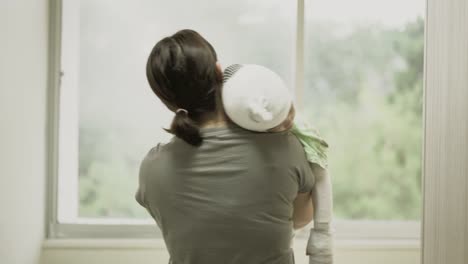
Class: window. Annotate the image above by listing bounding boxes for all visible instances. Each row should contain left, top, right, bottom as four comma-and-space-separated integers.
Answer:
49, 0, 424, 238
52, 0, 296, 233
303, 0, 425, 220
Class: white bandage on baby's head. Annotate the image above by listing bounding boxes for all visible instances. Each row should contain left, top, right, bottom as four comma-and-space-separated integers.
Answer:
222, 64, 292, 132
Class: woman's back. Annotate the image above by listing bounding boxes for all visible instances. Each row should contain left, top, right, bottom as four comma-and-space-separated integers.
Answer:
136, 125, 314, 264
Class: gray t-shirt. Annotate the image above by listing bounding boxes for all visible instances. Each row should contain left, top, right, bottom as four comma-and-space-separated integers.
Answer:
135, 124, 315, 264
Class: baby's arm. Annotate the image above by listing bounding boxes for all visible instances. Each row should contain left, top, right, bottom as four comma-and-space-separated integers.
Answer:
311, 164, 333, 229
307, 163, 334, 264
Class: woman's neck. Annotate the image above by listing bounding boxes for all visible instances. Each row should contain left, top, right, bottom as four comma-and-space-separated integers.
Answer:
198, 110, 229, 129
198, 90, 228, 128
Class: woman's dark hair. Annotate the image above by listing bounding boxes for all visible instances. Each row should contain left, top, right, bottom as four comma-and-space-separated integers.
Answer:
146, 29, 222, 146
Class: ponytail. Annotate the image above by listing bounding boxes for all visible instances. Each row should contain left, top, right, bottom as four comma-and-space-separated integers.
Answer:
146, 29, 222, 147
166, 109, 203, 146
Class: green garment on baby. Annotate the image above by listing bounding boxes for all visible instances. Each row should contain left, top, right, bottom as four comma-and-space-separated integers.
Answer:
291, 121, 329, 169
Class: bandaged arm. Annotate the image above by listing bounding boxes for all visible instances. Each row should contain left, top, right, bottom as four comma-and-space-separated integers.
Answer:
311, 163, 333, 230
306, 163, 334, 264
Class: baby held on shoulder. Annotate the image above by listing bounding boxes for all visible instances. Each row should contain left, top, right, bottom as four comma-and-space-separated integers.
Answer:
222, 64, 334, 264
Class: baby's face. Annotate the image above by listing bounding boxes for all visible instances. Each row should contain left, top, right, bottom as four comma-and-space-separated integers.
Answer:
268, 105, 295, 132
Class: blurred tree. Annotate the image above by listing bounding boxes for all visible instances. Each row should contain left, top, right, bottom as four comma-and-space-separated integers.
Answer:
304, 18, 424, 220
77, 0, 296, 218
77, 0, 424, 220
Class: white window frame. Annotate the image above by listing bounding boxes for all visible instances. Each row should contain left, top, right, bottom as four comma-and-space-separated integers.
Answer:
46, 0, 422, 241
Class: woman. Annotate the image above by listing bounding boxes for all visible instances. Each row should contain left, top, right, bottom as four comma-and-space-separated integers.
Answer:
136, 29, 315, 264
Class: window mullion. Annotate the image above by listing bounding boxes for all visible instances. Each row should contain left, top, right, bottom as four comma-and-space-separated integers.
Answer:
294, 0, 305, 108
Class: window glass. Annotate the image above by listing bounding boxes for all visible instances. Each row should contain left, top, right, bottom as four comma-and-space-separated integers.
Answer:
71, 0, 296, 218
303, 0, 425, 219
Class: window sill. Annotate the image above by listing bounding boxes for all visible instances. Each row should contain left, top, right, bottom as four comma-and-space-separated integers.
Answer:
49, 220, 421, 240
42, 238, 420, 250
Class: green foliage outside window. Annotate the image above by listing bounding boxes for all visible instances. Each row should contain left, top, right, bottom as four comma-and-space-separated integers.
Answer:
78, 16, 424, 220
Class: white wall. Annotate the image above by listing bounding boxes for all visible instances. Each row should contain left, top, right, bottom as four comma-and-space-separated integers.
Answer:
0, 0, 49, 264
423, 0, 468, 263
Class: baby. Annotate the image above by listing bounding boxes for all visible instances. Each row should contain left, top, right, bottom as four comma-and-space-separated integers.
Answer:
222, 64, 333, 264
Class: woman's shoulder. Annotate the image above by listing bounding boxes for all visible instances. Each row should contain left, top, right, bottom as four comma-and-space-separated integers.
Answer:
142, 127, 306, 161
142, 141, 173, 164
241, 130, 309, 162
145, 143, 163, 158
